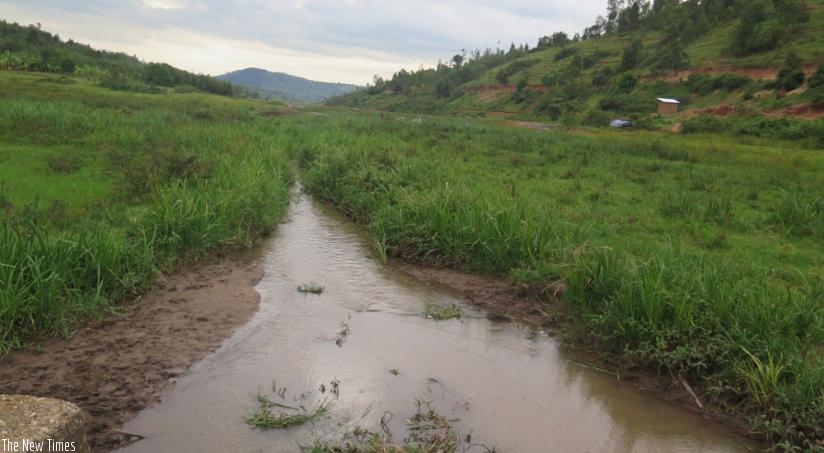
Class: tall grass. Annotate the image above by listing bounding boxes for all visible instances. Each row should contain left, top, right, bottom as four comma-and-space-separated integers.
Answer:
0, 221, 154, 350
0, 72, 292, 353
271, 111, 824, 448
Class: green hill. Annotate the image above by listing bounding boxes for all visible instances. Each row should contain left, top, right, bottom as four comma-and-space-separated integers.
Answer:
218, 67, 359, 103
0, 19, 234, 96
329, 0, 824, 131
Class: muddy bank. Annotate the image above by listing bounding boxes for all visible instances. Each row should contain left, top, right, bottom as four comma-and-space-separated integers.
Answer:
0, 256, 263, 452
391, 260, 564, 328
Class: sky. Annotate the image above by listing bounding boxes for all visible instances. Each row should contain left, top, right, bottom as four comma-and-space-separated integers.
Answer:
1, 0, 607, 85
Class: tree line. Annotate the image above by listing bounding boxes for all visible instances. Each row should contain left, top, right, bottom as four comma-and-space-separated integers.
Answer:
0, 20, 232, 96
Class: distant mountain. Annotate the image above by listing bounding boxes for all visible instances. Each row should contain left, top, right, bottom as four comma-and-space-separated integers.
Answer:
218, 68, 359, 103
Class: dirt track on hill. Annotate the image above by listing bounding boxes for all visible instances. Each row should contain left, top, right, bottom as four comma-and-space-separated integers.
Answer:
0, 256, 263, 452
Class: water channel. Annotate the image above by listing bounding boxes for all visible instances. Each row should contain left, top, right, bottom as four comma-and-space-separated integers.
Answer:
119, 192, 750, 452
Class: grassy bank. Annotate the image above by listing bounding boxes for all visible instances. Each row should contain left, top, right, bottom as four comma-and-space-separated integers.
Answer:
267, 110, 824, 449
0, 72, 292, 353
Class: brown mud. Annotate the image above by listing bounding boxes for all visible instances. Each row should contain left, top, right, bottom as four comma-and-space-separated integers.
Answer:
391, 261, 565, 328
0, 256, 264, 452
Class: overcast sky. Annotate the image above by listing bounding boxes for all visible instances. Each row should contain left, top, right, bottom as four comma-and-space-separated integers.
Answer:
1, 0, 606, 84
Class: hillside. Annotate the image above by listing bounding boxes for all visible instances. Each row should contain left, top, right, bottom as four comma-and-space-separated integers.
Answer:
329, 0, 824, 134
0, 19, 234, 96
219, 67, 359, 103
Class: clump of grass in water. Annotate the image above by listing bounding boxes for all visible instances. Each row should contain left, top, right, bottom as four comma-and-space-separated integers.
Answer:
424, 303, 462, 320
246, 382, 331, 430
246, 399, 331, 430
298, 281, 325, 294
302, 400, 490, 453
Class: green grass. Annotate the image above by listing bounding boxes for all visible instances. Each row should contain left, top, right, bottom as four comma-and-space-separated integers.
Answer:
423, 304, 462, 321
247, 395, 331, 430
298, 282, 326, 294
302, 400, 473, 453
0, 72, 292, 353
268, 110, 824, 449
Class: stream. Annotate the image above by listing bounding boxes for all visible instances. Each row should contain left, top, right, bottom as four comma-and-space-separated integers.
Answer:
118, 191, 751, 452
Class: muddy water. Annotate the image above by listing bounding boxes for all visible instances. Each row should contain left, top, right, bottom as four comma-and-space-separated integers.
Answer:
119, 193, 750, 453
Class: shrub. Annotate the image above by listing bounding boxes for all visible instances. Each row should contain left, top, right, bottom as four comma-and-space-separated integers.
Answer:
614, 73, 638, 93
495, 59, 539, 86
554, 46, 577, 61
686, 74, 751, 95
773, 53, 805, 91
599, 93, 654, 113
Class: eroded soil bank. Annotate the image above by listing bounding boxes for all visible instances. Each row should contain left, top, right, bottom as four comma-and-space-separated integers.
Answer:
0, 256, 264, 451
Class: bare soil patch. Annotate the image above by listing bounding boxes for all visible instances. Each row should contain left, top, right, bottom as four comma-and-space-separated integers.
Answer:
769, 103, 824, 119
0, 256, 264, 452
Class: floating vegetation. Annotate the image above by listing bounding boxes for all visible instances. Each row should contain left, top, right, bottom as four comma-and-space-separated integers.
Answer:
336, 319, 351, 347
424, 303, 463, 321
302, 400, 495, 452
298, 282, 325, 294
246, 399, 330, 430
246, 380, 331, 430
388, 369, 400, 376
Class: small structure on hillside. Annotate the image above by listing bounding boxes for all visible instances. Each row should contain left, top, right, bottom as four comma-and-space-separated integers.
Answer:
656, 98, 681, 115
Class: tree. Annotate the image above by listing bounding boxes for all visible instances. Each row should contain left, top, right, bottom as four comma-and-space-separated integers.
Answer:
651, 33, 689, 71
550, 32, 570, 46
60, 58, 76, 73
774, 0, 809, 25
621, 39, 643, 70
495, 69, 509, 85
435, 80, 451, 98
617, 1, 642, 32
145, 63, 177, 86
809, 66, 824, 90
809, 66, 824, 107
607, 0, 627, 32
774, 52, 805, 91
451, 54, 464, 68
731, 0, 781, 55
615, 73, 638, 93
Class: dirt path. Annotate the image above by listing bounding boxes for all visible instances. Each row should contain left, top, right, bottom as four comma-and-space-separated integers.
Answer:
0, 256, 264, 452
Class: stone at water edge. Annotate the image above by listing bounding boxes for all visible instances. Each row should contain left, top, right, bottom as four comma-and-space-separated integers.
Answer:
0, 395, 90, 453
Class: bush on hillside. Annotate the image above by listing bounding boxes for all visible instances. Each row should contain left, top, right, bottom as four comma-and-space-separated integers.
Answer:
773, 53, 806, 91
685, 74, 751, 95
599, 93, 654, 113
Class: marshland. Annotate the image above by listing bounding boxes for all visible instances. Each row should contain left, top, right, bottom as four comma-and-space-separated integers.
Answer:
1, 69, 822, 450
2, 1, 824, 448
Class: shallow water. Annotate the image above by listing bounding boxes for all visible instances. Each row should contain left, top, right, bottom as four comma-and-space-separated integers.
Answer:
119, 192, 751, 453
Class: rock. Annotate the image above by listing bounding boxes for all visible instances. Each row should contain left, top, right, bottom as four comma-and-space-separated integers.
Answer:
0, 395, 90, 453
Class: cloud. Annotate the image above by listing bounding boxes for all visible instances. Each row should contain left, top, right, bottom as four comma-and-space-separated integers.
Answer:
0, 0, 606, 84
142, 0, 187, 10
